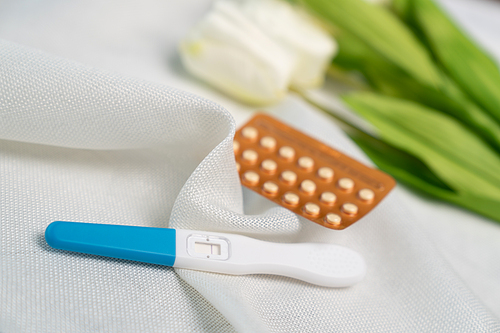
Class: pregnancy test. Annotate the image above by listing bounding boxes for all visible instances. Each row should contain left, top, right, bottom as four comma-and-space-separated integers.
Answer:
45, 221, 366, 288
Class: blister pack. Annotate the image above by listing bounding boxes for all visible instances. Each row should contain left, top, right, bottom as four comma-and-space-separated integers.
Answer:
234, 114, 395, 230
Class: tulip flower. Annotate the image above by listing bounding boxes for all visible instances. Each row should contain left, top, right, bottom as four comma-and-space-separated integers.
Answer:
179, 0, 337, 105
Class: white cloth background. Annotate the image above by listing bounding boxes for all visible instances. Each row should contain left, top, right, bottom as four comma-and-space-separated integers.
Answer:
1, 0, 499, 332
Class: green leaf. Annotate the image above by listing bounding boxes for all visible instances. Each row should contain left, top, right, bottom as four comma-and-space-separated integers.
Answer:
334, 31, 500, 152
349, 129, 453, 191
343, 92, 500, 201
364, 61, 500, 152
391, 0, 411, 21
301, 0, 441, 88
407, 0, 500, 124
351, 131, 500, 222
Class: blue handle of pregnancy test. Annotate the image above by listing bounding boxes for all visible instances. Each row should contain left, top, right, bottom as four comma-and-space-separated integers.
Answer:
45, 221, 176, 266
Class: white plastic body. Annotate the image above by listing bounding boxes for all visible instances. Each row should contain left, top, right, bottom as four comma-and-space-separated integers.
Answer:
174, 229, 366, 288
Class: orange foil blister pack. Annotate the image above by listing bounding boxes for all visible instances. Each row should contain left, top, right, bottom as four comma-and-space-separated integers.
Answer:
234, 114, 396, 230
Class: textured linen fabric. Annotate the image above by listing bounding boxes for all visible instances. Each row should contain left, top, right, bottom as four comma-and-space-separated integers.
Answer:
1, 0, 500, 332
0, 38, 299, 331
0, 39, 239, 333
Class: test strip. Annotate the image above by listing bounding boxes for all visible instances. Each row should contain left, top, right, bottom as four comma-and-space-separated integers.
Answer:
234, 114, 396, 230
45, 221, 366, 288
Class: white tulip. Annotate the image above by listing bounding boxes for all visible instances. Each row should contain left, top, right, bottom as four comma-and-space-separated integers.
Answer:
238, 0, 337, 89
180, 0, 296, 105
179, 0, 337, 105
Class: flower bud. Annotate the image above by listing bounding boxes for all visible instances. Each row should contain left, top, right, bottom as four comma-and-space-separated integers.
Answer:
180, 0, 295, 105
179, 0, 337, 105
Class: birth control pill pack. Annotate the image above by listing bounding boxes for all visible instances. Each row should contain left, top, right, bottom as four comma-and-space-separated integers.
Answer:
234, 114, 396, 230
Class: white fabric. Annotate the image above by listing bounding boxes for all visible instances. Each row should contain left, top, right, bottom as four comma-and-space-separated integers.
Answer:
1, 0, 499, 332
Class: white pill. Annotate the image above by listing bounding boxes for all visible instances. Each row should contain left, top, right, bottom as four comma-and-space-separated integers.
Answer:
278, 146, 295, 160
341, 203, 358, 215
320, 192, 337, 205
324, 213, 342, 226
262, 181, 279, 195
260, 136, 277, 150
242, 171, 260, 186
358, 188, 375, 202
280, 170, 297, 184
282, 192, 300, 205
261, 159, 278, 174
242, 150, 258, 164
241, 126, 258, 141
297, 156, 314, 170
303, 203, 320, 216
300, 180, 317, 194
338, 177, 354, 191
317, 167, 334, 181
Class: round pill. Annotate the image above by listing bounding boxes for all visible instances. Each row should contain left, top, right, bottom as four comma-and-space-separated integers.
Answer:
341, 203, 358, 215
261, 159, 278, 174
358, 188, 375, 202
262, 181, 279, 195
278, 146, 295, 160
233, 141, 240, 154
297, 156, 314, 170
317, 167, 334, 181
324, 213, 341, 226
303, 203, 320, 216
242, 171, 260, 186
320, 192, 337, 205
236, 162, 241, 172
338, 177, 354, 191
241, 126, 258, 141
300, 180, 316, 194
242, 149, 258, 164
260, 136, 277, 150
280, 170, 297, 184
282, 192, 300, 206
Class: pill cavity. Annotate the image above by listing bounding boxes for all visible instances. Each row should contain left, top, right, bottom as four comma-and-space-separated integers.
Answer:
338, 177, 354, 191
303, 203, 320, 216
358, 188, 375, 202
320, 192, 337, 205
280, 170, 297, 184
282, 192, 300, 206
262, 181, 279, 195
297, 156, 314, 171
241, 126, 258, 141
300, 180, 317, 194
260, 136, 277, 150
324, 213, 342, 226
317, 167, 334, 181
261, 159, 278, 174
278, 146, 295, 160
242, 171, 260, 186
341, 203, 358, 215
242, 149, 258, 164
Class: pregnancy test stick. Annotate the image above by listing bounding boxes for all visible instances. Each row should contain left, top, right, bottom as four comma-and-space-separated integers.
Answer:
45, 221, 366, 288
